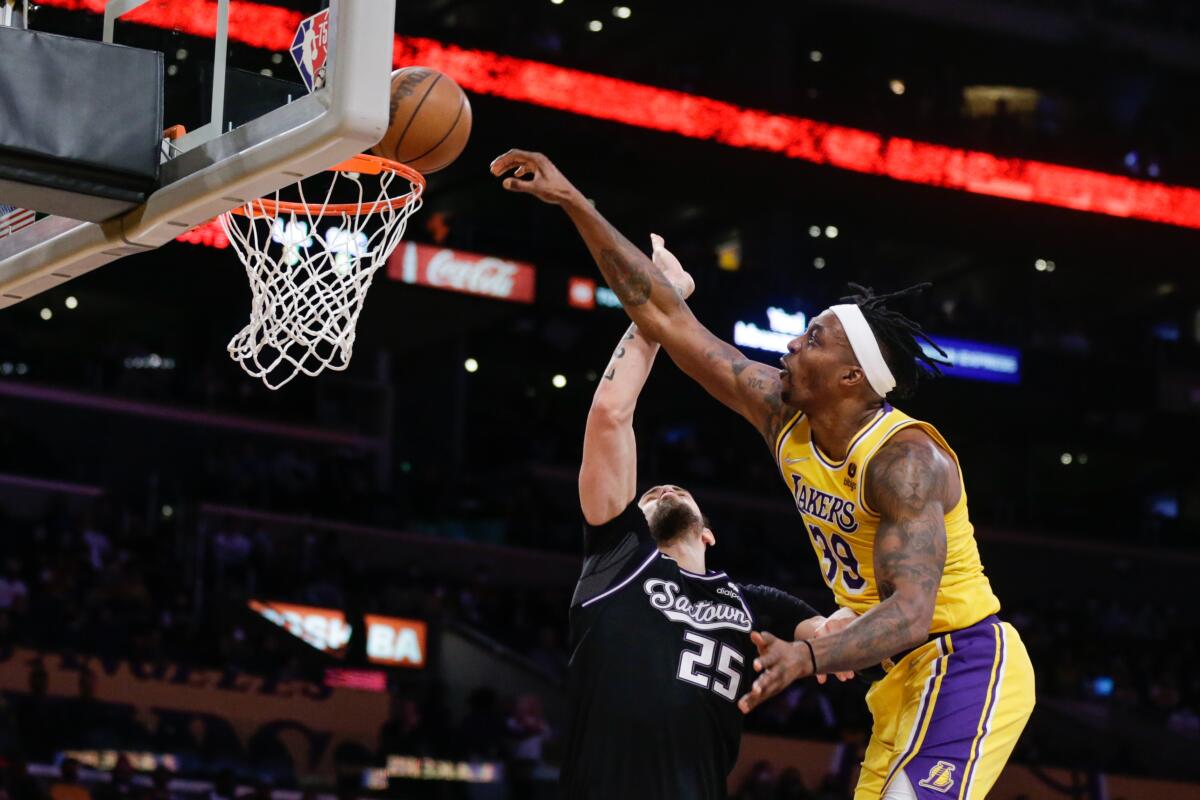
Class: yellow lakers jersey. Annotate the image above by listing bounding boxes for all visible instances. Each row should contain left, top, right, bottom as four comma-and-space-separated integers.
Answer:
774, 404, 1000, 635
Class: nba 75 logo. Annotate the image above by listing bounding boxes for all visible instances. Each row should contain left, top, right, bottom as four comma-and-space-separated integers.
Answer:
291, 10, 330, 93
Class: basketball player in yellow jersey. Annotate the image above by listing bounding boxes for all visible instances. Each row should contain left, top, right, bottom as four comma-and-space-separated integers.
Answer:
491, 149, 1036, 800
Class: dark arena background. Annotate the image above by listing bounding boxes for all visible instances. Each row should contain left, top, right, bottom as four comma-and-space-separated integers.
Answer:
2, 1, 1199, 799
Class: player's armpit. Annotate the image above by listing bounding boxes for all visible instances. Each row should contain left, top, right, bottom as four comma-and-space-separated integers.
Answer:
646, 307, 795, 444
592, 239, 790, 442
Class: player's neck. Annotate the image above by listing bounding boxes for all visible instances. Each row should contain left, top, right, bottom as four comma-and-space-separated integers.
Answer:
807, 401, 883, 462
658, 537, 706, 574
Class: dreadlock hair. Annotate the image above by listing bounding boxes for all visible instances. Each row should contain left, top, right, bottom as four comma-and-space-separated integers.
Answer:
839, 282, 951, 400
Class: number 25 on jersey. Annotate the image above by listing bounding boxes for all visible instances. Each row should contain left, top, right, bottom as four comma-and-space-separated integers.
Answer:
676, 631, 743, 701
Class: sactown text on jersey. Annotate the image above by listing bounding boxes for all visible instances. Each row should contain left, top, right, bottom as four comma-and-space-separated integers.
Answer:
643, 579, 752, 632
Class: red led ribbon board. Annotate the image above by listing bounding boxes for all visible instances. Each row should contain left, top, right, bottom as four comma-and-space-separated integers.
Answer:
44, 0, 1200, 229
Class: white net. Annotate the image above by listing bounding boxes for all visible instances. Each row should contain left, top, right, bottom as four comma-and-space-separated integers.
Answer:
220, 163, 424, 389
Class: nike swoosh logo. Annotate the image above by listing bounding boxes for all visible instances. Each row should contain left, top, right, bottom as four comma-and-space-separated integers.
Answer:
785, 456, 809, 464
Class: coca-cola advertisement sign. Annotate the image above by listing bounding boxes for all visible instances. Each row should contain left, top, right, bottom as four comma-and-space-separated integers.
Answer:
388, 242, 536, 304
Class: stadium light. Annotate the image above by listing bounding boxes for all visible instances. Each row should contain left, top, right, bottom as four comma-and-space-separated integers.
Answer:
39, 307, 51, 320
65, 296, 78, 309
552, 374, 567, 388
613, 6, 631, 18
464, 358, 479, 373
588, 20, 603, 31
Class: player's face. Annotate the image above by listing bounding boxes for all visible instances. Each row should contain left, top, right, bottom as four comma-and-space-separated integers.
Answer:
638, 485, 707, 543
638, 484, 700, 519
778, 310, 859, 407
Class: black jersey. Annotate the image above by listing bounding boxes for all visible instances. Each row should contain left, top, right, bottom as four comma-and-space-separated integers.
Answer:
561, 502, 818, 800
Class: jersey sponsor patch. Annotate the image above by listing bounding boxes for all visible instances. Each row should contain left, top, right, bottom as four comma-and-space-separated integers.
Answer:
643, 579, 751, 632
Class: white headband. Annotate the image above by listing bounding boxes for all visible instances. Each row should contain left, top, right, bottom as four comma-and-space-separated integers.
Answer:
828, 304, 896, 398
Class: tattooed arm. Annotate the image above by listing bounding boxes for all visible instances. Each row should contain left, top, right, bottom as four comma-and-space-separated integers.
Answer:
578, 322, 659, 525
737, 429, 954, 713
490, 149, 794, 445
579, 240, 695, 526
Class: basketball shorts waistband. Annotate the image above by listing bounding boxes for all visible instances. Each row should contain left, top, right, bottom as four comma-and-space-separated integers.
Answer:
857, 615, 1002, 684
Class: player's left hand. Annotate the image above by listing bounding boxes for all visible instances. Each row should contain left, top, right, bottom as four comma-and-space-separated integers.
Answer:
737, 631, 815, 714
490, 150, 583, 206
811, 608, 857, 684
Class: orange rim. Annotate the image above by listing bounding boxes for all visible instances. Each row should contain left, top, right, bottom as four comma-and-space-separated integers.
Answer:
229, 155, 425, 218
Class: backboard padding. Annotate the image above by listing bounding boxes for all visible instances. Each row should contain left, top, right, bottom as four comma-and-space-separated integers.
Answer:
0, 0, 396, 308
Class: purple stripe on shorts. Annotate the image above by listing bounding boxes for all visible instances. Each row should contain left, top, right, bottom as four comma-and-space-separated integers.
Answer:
959, 623, 1007, 799
902, 615, 1002, 798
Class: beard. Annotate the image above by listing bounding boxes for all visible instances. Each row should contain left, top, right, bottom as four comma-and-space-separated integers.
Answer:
647, 497, 701, 545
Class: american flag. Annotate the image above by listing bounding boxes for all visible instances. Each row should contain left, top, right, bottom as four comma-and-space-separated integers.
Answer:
0, 204, 37, 239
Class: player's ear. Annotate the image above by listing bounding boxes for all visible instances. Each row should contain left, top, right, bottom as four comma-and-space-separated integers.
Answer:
701, 527, 715, 547
842, 364, 865, 388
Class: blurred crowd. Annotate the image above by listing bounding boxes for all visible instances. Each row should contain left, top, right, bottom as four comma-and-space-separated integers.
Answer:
1, 498, 1197, 786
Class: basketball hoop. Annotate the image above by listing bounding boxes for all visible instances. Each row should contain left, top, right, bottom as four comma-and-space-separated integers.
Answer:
219, 155, 425, 389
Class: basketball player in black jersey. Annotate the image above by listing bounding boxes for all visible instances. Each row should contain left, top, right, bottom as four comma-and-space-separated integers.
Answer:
562, 236, 854, 800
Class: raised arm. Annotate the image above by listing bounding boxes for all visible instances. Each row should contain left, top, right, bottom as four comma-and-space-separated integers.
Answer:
578, 239, 694, 526
491, 150, 794, 445
737, 430, 953, 712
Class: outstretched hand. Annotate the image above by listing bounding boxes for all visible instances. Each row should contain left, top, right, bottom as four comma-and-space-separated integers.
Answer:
490, 149, 582, 206
650, 234, 695, 300
737, 631, 815, 715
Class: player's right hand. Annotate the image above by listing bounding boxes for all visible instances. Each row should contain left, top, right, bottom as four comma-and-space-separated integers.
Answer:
490, 150, 582, 206
650, 234, 695, 300
738, 630, 810, 714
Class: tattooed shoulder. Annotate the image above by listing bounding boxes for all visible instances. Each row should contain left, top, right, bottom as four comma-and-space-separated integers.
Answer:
864, 435, 953, 516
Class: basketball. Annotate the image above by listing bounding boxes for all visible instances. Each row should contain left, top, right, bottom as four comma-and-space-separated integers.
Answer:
370, 66, 472, 174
